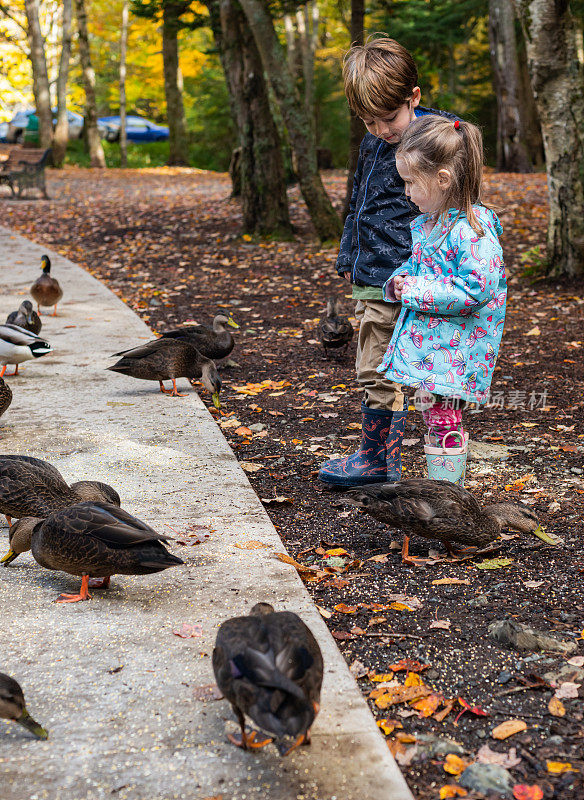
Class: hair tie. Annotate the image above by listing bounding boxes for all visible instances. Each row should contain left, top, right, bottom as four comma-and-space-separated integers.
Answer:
454, 120, 460, 130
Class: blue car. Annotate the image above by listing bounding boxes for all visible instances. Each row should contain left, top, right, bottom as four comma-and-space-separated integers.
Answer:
98, 115, 169, 143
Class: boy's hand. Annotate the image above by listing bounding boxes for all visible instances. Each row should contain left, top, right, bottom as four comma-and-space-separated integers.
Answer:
342, 271, 351, 282
393, 274, 406, 300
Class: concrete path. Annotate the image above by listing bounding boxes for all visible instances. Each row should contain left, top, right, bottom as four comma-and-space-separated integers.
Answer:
0, 227, 413, 800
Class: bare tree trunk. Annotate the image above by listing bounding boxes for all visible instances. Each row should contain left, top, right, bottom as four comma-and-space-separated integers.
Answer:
342, 0, 365, 219
296, 3, 316, 143
24, 0, 53, 149
74, 0, 105, 167
214, 0, 291, 237
488, 0, 532, 171
238, 0, 341, 241
517, 0, 584, 278
52, 0, 72, 166
162, 2, 189, 166
515, 24, 544, 167
284, 14, 296, 75
119, 0, 129, 167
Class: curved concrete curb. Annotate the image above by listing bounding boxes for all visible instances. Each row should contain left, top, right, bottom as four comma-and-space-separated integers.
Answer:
0, 227, 413, 800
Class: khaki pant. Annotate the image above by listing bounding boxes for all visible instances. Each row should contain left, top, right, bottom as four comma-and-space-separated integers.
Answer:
355, 299, 404, 411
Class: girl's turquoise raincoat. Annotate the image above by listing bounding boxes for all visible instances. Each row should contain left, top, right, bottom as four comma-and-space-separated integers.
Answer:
378, 206, 506, 404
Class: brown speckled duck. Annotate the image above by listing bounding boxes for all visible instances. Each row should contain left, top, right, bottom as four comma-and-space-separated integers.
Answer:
0, 455, 120, 527
0, 377, 12, 419
6, 301, 42, 335
30, 255, 63, 316
346, 478, 555, 566
159, 314, 239, 360
108, 338, 221, 404
317, 297, 353, 357
213, 603, 323, 755
1, 501, 184, 603
0, 673, 48, 739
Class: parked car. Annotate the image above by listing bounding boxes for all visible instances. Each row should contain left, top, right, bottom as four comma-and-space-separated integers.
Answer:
6, 109, 109, 143
97, 115, 170, 143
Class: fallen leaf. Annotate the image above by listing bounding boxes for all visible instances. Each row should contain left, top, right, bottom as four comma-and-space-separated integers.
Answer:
432, 578, 471, 586
368, 616, 387, 627
173, 623, 203, 638
492, 719, 527, 740
389, 601, 416, 612
371, 672, 395, 682
411, 692, 443, 717
433, 699, 456, 722
331, 630, 353, 641
316, 605, 332, 619
260, 496, 293, 505
367, 553, 389, 563
430, 619, 451, 630
192, 684, 223, 701
548, 697, 566, 717
455, 698, 488, 723
234, 426, 253, 436
444, 753, 471, 775
374, 685, 432, 708
325, 548, 348, 556
477, 744, 521, 768
396, 732, 417, 744
476, 557, 514, 570
349, 659, 368, 678
240, 461, 263, 472
334, 603, 358, 614
440, 786, 468, 798
526, 326, 541, 336
404, 671, 424, 687
546, 761, 576, 774
388, 659, 430, 673
504, 474, 535, 491
395, 744, 418, 766
512, 786, 543, 800
377, 718, 400, 735
234, 540, 271, 549
567, 656, 584, 667
554, 681, 580, 700
523, 580, 545, 588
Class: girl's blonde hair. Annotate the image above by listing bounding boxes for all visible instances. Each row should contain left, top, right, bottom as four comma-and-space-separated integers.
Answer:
396, 115, 490, 237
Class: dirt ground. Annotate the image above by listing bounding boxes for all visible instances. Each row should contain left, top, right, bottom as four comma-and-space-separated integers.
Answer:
3, 167, 583, 799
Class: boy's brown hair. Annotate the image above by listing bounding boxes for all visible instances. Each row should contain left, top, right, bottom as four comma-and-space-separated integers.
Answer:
396, 115, 490, 237
343, 35, 418, 117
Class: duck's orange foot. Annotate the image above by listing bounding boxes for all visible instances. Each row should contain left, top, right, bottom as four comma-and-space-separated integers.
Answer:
54, 575, 92, 603
402, 555, 432, 567
228, 730, 273, 750
88, 576, 111, 589
279, 733, 306, 756
55, 591, 92, 604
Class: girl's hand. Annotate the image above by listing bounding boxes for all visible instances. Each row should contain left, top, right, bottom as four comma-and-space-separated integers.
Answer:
393, 274, 406, 300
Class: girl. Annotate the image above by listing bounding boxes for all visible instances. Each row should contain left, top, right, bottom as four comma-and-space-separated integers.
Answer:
378, 115, 506, 483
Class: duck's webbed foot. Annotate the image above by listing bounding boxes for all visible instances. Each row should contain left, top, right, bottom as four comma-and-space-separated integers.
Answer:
55, 575, 92, 603
401, 535, 432, 567
160, 379, 186, 397
278, 733, 306, 756
228, 728, 273, 750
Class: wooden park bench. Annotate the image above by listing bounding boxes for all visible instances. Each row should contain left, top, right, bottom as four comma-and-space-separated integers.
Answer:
0, 145, 51, 199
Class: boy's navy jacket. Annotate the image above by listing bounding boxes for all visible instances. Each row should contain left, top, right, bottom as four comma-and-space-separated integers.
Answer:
337, 106, 458, 287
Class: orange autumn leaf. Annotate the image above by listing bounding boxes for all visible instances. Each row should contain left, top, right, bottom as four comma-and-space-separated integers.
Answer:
433, 698, 456, 722
546, 761, 576, 774
374, 685, 432, 709
492, 719, 527, 740
411, 692, 443, 717
548, 696, 566, 717
334, 603, 358, 614
376, 718, 400, 735
444, 754, 470, 775
325, 548, 348, 556
395, 732, 417, 744
388, 659, 429, 673
513, 786, 544, 800
389, 601, 415, 611
371, 672, 395, 682
440, 786, 468, 799
404, 671, 424, 687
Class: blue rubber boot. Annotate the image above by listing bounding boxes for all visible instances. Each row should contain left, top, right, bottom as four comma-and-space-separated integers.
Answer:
318, 402, 408, 487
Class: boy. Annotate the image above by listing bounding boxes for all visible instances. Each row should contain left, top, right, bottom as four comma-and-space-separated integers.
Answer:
319, 36, 457, 487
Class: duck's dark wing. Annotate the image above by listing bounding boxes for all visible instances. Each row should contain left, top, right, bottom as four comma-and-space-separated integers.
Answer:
159, 324, 209, 339
49, 501, 168, 548
110, 338, 177, 360
0, 324, 48, 347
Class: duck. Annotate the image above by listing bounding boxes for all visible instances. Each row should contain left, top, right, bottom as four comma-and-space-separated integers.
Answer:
0, 324, 52, 377
346, 478, 556, 566
6, 300, 42, 335
0, 673, 48, 739
0, 377, 12, 419
213, 602, 323, 755
317, 297, 353, 357
30, 254, 63, 316
0, 454, 120, 527
108, 338, 222, 405
1, 501, 184, 603
159, 314, 239, 360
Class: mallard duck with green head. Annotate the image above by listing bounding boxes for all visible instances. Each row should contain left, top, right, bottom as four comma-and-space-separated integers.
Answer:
2, 501, 184, 603
108, 338, 221, 404
0, 673, 48, 739
159, 314, 239, 360
213, 602, 323, 755
30, 255, 63, 316
346, 478, 558, 566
